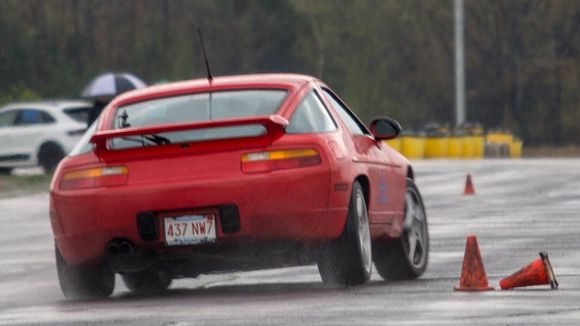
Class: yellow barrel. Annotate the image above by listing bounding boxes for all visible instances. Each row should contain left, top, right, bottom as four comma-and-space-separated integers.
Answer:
486, 130, 516, 158
384, 138, 402, 153
401, 136, 425, 159
447, 136, 463, 158
424, 136, 449, 158
454, 123, 484, 159
472, 135, 485, 159
510, 139, 523, 158
460, 136, 475, 159
486, 132, 513, 145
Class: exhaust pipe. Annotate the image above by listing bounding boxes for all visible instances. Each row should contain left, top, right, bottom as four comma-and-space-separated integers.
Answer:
119, 241, 134, 255
107, 240, 134, 255
105, 239, 153, 272
107, 242, 120, 255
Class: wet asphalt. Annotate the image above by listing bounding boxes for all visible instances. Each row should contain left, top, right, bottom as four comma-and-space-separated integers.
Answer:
0, 159, 579, 325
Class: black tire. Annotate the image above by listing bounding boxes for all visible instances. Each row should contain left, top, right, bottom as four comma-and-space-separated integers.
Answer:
122, 270, 172, 293
373, 178, 429, 281
39, 143, 65, 174
0, 167, 13, 174
318, 181, 372, 286
55, 245, 115, 299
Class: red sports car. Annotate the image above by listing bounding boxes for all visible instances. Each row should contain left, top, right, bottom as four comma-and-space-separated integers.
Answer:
50, 74, 429, 299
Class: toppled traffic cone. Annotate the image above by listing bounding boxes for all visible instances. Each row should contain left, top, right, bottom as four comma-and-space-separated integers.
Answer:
500, 251, 558, 290
464, 174, 475, 195
454, 235, 494, 291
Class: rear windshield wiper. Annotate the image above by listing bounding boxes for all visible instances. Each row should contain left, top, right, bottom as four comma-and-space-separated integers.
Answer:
142, 133, 171, 145
115, 110, 170, 146
120, 134, 171, 146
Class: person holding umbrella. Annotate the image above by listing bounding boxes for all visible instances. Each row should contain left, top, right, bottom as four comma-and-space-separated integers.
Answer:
82, 72, 147, 127
86, 95, 114, 128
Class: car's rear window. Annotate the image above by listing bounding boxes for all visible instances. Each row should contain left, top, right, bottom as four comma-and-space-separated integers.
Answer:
115, 89, 286, 128
63, 107, 90, 123
108, 89, 287, 149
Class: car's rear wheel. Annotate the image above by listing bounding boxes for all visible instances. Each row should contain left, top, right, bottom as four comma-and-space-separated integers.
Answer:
122, 270, 172, 293
373, 178, 429, 280
318, 181, 372, 286
39, 143, 65, 174
0, 167, 13, 175
55, 245, 115, 299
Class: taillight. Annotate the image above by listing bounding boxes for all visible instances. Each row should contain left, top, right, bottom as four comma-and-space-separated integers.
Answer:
241, 149, 321, 173
59, 166, 128, 190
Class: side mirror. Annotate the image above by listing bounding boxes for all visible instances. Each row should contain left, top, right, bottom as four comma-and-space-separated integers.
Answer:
369, 117, 402, 140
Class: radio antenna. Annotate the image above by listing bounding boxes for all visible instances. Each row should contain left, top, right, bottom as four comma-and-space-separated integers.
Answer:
197, 28, 213, 81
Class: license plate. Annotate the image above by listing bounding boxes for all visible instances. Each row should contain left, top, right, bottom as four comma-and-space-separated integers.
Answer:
163, 214, 217, 246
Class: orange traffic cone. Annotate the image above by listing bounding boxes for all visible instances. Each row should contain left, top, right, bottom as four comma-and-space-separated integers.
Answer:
464, 174, 475, 195
454, 235, 494, 291
500, 252, 558, 290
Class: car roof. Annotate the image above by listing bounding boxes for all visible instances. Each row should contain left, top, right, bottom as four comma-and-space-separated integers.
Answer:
112, 73, 320, 106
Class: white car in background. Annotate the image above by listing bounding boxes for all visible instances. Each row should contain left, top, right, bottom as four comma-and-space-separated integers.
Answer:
0, 100, 91, 174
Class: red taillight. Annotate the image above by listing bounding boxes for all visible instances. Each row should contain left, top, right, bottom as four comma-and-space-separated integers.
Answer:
241, 149, 321, 173
59, 166, 128, 190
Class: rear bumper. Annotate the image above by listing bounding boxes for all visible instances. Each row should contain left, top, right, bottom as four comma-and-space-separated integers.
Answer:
104, 239, 320, 275
51, 166, 348, 265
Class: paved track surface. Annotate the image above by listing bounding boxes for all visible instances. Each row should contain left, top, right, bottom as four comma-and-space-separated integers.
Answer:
1, 159, 579, 325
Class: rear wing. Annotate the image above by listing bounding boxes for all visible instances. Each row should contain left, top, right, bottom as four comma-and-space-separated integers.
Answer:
90, 114, 288, 154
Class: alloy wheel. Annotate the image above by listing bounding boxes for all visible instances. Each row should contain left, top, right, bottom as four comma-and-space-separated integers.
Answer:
402, 188, 428, 268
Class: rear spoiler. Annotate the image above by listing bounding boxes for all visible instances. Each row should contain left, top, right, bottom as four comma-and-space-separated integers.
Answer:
90, 114, 289, 152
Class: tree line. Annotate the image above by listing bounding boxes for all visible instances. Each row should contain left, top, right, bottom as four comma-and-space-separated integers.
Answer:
0, 0, 578, 145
